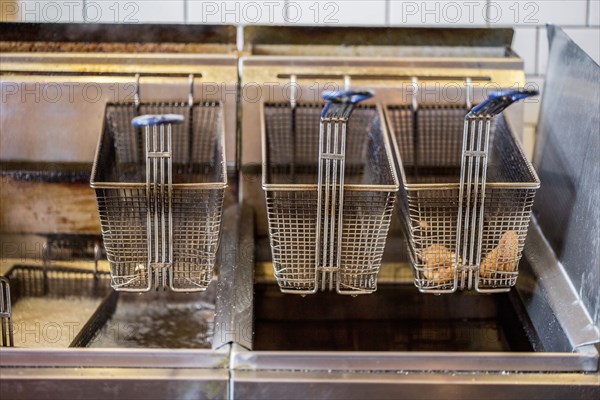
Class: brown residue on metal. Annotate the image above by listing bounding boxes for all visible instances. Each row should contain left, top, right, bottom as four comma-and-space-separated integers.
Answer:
0, 177, 100, 234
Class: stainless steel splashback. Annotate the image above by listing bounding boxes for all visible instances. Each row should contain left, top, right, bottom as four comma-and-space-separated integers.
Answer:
533, 26, 600, 330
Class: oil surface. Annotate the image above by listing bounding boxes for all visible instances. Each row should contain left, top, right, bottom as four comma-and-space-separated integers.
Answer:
89, 298, 215, 349
11, 296, 102, 348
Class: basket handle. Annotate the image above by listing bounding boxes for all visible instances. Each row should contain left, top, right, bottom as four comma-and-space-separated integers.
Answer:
321, 90, 374, 119
132, 114, 185, 127
456, 89, 538, 292
131, 114, 185, 290
315, 89, 373, 292
468, 89, 538, 117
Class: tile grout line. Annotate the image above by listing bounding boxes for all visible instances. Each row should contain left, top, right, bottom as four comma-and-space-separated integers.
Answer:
183, 0, 188, 24
534, 26, 540, 77
586, 0, 590, 27
385, 0, 391, 27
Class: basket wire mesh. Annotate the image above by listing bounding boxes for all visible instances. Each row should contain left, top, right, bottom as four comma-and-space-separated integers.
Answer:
386, 86, 540, 293
91, 90, 226, 293
262, 91, 399, 295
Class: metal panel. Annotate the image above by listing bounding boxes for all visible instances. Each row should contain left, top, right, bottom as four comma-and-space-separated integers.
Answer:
0, 368, 229, 400
232, 345, 598, 373
213, 204, 255, 351
532, 25, 600, 330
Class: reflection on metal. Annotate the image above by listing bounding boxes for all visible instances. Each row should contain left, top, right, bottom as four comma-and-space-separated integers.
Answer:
213, 204, 255, 351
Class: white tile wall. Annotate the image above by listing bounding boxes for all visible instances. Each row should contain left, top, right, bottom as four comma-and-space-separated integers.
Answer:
538, 26, 549, 75
524, 76, 544, 124
13, 1, 85, 23
512, 27, 537, 74
389, 0, 487, 27
487, 0, 588, 26
92, 0, 185, 24
6, 0, 188, 23
288, 0, 387, 26
187, 1, 286, 24
522, 124, 537, 160
590, 0, 600, 26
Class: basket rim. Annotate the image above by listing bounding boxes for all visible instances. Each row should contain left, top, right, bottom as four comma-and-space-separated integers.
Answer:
382, 102, 540, 190
90, 101, 227, 188
260, 101, 400, 192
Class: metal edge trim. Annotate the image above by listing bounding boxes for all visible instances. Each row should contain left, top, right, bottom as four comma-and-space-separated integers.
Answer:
0, 347, 231, 369
232, 348, 599, 373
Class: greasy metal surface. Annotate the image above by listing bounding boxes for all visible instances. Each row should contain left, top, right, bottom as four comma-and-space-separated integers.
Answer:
0, 22, 236, 47
532, 26, 600, 330
0, 162, 91, 183
213, 204, 254, 351
243, 26, 514, 48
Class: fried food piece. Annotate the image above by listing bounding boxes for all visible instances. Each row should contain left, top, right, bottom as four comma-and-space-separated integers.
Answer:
480, 231, 520, 279
419, 244, 460, 284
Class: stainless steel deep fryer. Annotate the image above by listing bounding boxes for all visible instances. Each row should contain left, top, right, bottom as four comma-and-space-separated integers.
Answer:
262, 91, 399, 295
386, 89, 540, 294
90, 77, 227, 292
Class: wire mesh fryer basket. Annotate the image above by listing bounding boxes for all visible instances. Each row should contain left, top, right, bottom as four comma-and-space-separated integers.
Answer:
1, 264, 114, 348
90, 102, 227, 292
385, 89, 540, 293
262, 91, 399, 295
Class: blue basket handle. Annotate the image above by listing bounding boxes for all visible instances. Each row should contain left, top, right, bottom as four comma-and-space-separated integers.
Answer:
132, 114, 185, 127
321, 90, 374, 119
468, 89, 538, 118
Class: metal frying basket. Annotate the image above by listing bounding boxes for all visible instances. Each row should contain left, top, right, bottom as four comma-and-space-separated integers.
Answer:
1, 264, 113, 348
262, 90, 399, 295
90, 76, 227, 292
386, 88, 540, 293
